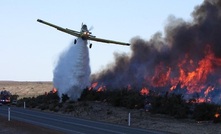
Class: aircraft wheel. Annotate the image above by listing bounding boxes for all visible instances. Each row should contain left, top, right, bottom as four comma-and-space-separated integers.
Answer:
74, 39, 77, 44
89, 43, 92, 48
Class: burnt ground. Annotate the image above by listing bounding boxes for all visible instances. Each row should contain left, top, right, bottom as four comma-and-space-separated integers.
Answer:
0, 81, 221, 134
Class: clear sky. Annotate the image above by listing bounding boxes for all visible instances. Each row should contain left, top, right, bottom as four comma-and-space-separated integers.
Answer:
0, 0, 203, 81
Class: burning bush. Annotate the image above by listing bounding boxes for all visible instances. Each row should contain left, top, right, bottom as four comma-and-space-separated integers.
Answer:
90, 0, 221, 105
15, 86, 221, 123
85, 0, 221, 122
80, 88, 107, 101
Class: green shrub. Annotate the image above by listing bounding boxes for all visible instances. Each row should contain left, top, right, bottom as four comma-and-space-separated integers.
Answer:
39, 104, 49, 110
17, 93, 60, 110
107, 89, 145, 109
80, 89, 107, 101
150, 93, 188, 118
80, 88, 145, 109
61, 94, 69, 103
10, 94, 19, 101
65, 104, 74, 112
16, 87, 221, 122
192, 103, 219, 121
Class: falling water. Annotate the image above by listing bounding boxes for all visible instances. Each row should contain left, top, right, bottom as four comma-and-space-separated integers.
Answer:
53, 38, 91, 100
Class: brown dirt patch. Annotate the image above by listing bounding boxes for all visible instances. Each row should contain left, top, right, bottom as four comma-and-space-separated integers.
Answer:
0, 116, 63, 134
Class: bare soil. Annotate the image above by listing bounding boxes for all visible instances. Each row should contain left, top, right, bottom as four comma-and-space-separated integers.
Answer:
0, 116, 64, 134
0, 81, 221, 134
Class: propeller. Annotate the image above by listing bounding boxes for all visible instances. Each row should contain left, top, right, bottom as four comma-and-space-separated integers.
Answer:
81, 22, 94, 34
88, 26, 94, 32
87, 25, 94, 34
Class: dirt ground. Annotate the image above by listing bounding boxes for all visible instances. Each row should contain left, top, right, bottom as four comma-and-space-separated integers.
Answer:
1, 81, 221, 134
0, 116, 63, 134
61, 101, 221, 134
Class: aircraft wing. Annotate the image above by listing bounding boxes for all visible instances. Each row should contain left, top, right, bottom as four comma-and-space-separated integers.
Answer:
37, 19, 81, 37
88, 36, 130, 46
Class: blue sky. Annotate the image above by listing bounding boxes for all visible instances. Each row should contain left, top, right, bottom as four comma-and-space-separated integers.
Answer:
0, 0, 203, 81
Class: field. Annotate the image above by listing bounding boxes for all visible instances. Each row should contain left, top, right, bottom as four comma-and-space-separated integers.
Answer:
0, 81, 52, 99
0, 81, 221, 134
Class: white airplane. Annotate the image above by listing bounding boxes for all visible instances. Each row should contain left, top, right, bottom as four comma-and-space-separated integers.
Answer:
37, 19, 130, 48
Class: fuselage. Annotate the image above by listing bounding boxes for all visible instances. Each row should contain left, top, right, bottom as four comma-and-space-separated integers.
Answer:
80, 24, 91, 40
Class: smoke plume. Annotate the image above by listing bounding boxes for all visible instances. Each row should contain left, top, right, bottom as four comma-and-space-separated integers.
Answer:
53, 38, 91, 101
91, 0, 221, 103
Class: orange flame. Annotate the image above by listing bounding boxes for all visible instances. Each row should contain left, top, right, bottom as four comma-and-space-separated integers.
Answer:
52, 87, 57, 94
89, 82, 98, 90
151, 63, 171, 87
177, 49, 214, 93
89, 82, 106, 92
97, 86, 106, 92
92, 45, 221, 103
215, 113, 220, 118
140, 87, 149, 95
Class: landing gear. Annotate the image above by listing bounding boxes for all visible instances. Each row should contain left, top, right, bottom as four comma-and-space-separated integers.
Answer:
89, 43, 92, 48
74, 39, 77, 44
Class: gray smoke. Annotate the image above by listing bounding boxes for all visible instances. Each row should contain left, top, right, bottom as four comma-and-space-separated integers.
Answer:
53, 38, 91, 100
91, 0, 221, 103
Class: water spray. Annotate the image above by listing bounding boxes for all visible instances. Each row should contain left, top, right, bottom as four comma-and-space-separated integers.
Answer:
53, 38, 91, 101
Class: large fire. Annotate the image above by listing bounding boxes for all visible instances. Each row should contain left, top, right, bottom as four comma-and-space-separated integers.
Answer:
90, 0, 221, 104
145, 45, 220, 94
91, 45, 221, 103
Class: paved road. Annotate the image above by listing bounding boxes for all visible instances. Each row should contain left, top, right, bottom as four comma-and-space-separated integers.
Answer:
0, 106, 170, 134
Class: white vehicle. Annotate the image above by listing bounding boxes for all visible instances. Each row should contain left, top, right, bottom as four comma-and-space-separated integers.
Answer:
12, 100, 17, 105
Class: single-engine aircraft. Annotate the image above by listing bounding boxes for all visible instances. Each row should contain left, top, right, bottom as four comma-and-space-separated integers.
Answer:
37, 19, 130, 48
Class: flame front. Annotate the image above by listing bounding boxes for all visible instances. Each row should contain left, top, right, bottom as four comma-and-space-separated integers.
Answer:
90, 1, 221, 104
90, 44, 221, 103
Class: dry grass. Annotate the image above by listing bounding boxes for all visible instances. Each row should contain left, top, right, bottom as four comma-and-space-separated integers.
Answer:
0, 81, 53, 98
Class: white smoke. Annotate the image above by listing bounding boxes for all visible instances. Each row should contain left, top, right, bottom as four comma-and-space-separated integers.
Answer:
53, 38, 91, 101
